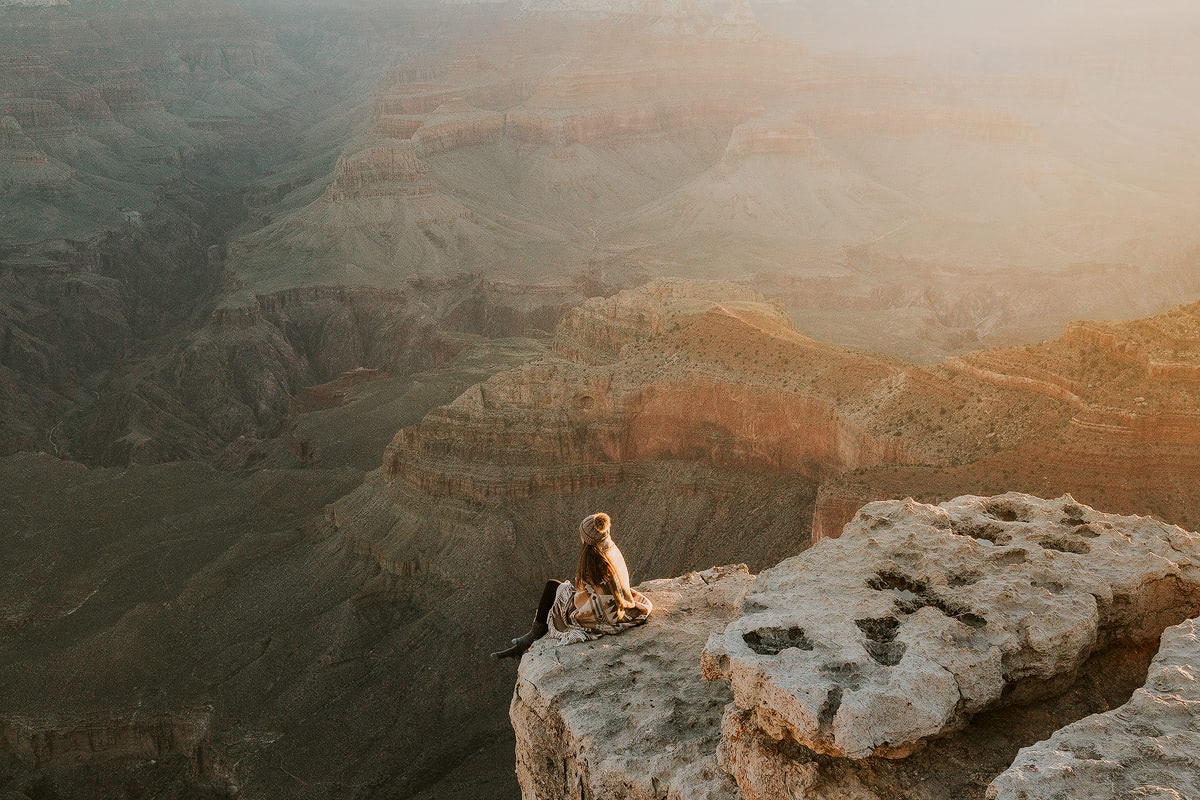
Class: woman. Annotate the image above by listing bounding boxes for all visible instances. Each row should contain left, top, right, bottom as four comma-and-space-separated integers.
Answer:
491, 512, 653, 659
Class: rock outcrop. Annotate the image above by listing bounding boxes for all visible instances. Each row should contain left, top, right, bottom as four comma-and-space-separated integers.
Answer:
988, 617, 1200, 800
512, 565, 753, 800
511, 494, 1200, 800
703, 494, 1200, 762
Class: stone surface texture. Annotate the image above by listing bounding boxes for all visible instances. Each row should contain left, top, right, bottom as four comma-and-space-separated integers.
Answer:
987, 617, 1200, 800
512, 565, 754, 800
703, 494, 1200, 761
511, 494, 1200, 800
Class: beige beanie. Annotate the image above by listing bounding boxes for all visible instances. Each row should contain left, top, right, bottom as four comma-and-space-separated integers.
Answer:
579, 512, 611, 545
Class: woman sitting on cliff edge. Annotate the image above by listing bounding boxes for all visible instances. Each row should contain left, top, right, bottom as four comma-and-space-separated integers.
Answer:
491, 512, 653, 659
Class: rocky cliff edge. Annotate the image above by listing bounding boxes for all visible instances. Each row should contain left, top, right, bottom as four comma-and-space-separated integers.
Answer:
511, 494, 1200, 800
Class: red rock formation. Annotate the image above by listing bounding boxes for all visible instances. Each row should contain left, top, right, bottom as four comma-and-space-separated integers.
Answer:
814, 300, 1200, 538
383, 280, 1200, 551
383, 280, 1073, 501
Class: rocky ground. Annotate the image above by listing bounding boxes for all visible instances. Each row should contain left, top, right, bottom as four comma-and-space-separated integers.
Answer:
514, 494, 1200, 800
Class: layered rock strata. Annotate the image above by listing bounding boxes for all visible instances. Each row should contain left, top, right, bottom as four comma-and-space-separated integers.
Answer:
221, 2, 1200, 366
511, 495, 1200, 800
814, 299, 1200, 538
384, 280, 1064, 500
383, 281, 1200, 571
0, 710, 212, 774
228, 11, 826, 287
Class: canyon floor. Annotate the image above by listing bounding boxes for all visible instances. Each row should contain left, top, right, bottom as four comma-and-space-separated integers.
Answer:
3, 2, 1200, 799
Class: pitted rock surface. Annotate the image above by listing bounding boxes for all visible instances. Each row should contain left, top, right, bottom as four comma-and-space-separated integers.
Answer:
987, 617, 1200, 800
511, 565, 754, 800
702, 493, 1200, 760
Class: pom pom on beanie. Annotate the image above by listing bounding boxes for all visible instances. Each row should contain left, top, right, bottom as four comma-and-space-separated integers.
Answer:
579, 512, 611, 545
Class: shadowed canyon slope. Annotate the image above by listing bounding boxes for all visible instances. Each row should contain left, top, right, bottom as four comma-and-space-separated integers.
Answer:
0, 0, 413, 458
0, 0, 576, 464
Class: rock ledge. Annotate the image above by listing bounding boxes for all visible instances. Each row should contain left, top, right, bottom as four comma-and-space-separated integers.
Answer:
509, 494, 1200, 800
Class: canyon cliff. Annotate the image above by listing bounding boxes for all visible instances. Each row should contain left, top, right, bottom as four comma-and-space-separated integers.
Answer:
813, 298, 1200, 540
4, 2, 1200, 799
384, 281, 1200, 543
334, 280, 1200, 797
383, 279, 1070, 501
512, 494, 1200, 800
10, 0, 1200, 465
0, 0, 359, 459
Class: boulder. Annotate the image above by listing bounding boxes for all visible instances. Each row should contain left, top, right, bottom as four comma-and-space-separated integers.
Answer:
702, 493, 1200, 761
509, 494, 1200, 800
987, 617, 1200, 800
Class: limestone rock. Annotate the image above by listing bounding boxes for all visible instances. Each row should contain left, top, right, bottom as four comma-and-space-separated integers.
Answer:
510, 495, 1200, 800
511, 565, 754, 800
550, 278, 767, 366
702, 494, 1200, 760
987, 617, 1200, 800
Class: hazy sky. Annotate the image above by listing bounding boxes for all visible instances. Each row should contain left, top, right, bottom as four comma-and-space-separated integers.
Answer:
754, 0, 1200, 54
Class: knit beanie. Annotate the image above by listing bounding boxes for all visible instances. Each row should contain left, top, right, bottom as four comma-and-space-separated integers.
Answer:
579, 512, 611, 545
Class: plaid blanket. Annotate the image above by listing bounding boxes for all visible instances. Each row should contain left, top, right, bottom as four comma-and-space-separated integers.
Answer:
546, 579, 652, 644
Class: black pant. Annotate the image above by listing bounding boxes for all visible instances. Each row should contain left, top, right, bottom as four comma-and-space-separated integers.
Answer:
535, 579, 561, 624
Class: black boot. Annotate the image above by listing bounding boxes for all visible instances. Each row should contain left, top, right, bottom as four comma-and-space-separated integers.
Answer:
491, 580, 559, 660
490, 619, 548, 659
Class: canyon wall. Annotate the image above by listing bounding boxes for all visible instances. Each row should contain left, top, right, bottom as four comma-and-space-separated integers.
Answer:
64, 275, 594, 466
382, 280, 1057, 501
5, 3, 1200, 799
382, 279, 1110, 510
0, 0, 349, 460
357, 283, 1200, 800
814, 299, 1200, 539
217, 0, 1200, 371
